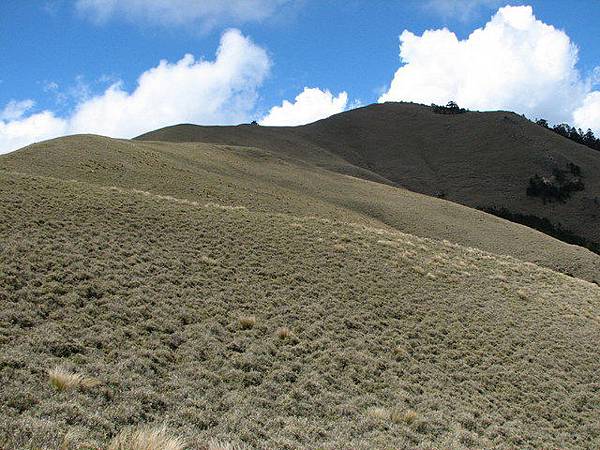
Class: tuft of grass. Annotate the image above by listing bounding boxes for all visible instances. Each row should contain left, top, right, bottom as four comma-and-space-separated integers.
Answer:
238, 316, 256, 330
275, 326, 292, 339
491, 273, 508, 282
393, 346, 408, 359
390, 409, 418, 425
108, 425, 185, 450
48, 367, 100, 391
412, 265, 426, 275
332, 243, 346, 253
200, 255, 218, 265
367, 407, 390, 421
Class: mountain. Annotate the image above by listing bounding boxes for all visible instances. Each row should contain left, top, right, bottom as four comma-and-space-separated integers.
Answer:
138, 102, 600, 256
1, 107, 599, 448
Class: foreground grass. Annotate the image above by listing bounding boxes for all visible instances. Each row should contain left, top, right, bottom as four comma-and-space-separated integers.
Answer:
1, 170, 599, 448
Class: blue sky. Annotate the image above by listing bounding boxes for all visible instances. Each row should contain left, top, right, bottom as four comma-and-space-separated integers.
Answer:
1, 0, 599, 153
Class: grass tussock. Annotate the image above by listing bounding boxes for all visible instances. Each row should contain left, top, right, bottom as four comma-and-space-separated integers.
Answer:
390, 409, 418, 425
275, 326, 292, 339
200, 255, 218, 265
412, 265, 426, 275
393, 346, 408, 359
48, 367, 100, 391
332, 243, 347, 253
367, 407, 390, 421
108, 425, 184, 450
238, 316, 256, 330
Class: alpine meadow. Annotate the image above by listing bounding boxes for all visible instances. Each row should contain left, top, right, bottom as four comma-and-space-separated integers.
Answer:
1, 2, 600, 449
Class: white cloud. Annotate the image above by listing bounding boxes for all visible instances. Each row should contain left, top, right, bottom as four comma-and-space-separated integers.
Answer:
0, 111, 68, 153
260, 87, 348, 126
379, 5, 599, 132
0, 29, 270, 154
574, 92, 600, 134
69, 29, 270, 136
76, 0, 291, 29
0, 100, 35, 121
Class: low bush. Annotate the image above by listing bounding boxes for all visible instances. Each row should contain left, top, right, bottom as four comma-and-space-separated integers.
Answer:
526, 163, 584, 203
482, 206, 600, 255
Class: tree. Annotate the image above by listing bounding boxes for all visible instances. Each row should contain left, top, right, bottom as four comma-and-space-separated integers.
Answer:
583, 129, 596, 146
446, 101, 459, 111
536, 118, 549, 128
431, 101, 466, 114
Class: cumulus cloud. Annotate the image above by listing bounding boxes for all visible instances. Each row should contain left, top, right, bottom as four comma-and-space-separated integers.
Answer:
69, 29, 270, 136
76, 0, 291, 29
0, 111, 68, 154
260, 87, 348, 126
379, 5, 600, 133
0, 29, 270, 154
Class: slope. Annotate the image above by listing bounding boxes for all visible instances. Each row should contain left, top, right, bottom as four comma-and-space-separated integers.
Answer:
2, 134, 599, 284
137, 102, 600, 252
1, 169, 599, 449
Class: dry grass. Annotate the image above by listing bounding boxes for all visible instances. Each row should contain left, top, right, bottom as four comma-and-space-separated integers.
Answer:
238, 316, 256, 330
412, 265, 426, 275
108, 425, 184, 450
390, 409, 418, 425
200, 255, 218, 265
332, 243, 346, 253
275, 326, 292, 339
393, 346, 408, 359
367, 407, 390, 421
1, 169, 600, 449
48, 367, 100, 391
205, 439, 245, 450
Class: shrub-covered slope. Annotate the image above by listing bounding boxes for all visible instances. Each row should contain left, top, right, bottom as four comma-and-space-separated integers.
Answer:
1, 170, 599, 449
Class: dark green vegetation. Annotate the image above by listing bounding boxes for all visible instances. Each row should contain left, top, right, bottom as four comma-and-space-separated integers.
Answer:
526, 163, 585, 203
536, 119, 600, 152
430, 101, 468, 114
1, 104, 600, 448
483, 206, 600, 256
138, 102, 600, 255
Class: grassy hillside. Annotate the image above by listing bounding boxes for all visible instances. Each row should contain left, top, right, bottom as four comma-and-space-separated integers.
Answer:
2, 135, 599, 285
1, 167, 599, 449
138, 102, 600, 252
